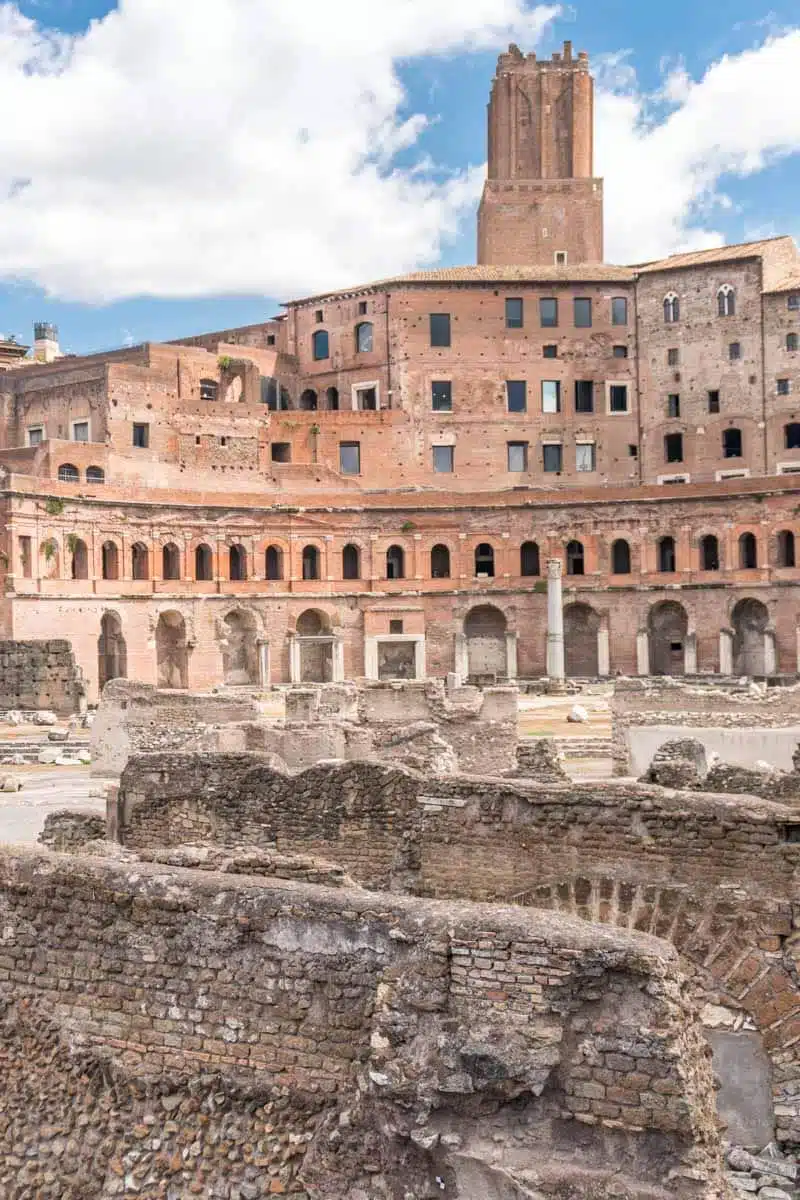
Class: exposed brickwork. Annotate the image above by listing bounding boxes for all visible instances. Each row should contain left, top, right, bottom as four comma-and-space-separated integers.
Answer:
0, 639, 84, 714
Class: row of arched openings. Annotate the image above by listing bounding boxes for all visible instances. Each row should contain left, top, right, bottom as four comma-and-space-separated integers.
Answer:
57, 464, 105, 483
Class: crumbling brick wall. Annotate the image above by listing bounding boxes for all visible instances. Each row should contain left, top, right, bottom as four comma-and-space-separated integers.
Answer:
0, 845, 729, 1199
0, 638, 84, 715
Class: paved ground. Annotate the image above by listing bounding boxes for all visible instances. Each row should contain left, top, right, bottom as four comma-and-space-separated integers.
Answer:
0, 766, 101, 846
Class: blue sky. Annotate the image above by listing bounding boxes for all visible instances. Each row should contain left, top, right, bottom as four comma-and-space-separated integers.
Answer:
4, 0, 800, 354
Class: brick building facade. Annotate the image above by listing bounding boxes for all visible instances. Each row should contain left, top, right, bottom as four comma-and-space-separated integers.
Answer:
1, 41, 799, 699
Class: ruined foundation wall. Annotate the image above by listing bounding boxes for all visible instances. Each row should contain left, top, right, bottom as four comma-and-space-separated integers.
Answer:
0, 846, 728, 1199
0, 638, 84, 715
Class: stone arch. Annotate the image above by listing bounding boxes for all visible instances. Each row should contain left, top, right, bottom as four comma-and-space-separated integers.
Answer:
220, 609, 259, 685
70, 537, 89, 581
431, 544, 451, 578
342, 543, 360, 580
101, 540, 119, 581
510, 873, 795, 1152
302, 544, 321, 580
229, 543, 247, 581
265, 544, 283, 580
162, 542, 181, 581
156, 610, 188, 689
98, 611, 127, 691
299, 388, 318, 411
648, 600, 688, 676
295, 608, 333, 682
195, 543, 213, 581
464, 604, 507, 681
296, 608, 330, 636
732, 598, 770, 676
563, 603, 600, 677
131, 542, 149, 581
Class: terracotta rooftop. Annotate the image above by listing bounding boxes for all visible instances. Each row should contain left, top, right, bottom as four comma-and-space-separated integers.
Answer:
635, 235, 799, 289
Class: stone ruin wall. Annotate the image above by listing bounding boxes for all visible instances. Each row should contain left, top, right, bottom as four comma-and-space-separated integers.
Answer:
611, 677, 800, 777
0, 845, 728, 1200
114, 754, 800, 1151
0, 638, 84, 715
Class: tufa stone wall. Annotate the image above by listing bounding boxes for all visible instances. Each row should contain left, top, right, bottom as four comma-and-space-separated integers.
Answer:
0, 639, 84, 715
0, 845, 729, 1199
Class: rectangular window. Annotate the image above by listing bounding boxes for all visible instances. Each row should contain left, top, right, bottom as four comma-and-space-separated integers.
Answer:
612, 344, 628, 358
574, 381, 593, 414
271, 442, 291, 463
665, 432, 683, 462
576, 443, 596, 472
574, 297, 592, 328
542, 380, 561, 414
266, 334, 276, 346
72, 421, 89, 442
19, 535, 32, 579
507, 441, 528, 472
539, 298, 558, 328
542, 443, 563, 473
339, 441, 361, 475
708, 390, 720, 413
628, 443, 638, 458
132, 422, 149, 448
667, 348, 679, 366
667, 394, 680, 418
355, 385, 377, 410
505, 298, 523, 328
609, 384, 629, 413
788, 294, 800, 311
429, 313, 451, 347
729, 341, 741, 361
389, 619, 403, 634
506, 380, 527, 413
778, 378, 791, 395
611, 297, 628, 325
358, 300, 368, 315
431, 380, 452, 412
543, 344, 558, 358
555, 251, 568, 266
26, 426, 43, 447
314, 309, 323, 323
432, 444, 454, 473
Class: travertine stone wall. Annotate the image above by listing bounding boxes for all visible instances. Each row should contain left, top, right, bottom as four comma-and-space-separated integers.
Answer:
0, 846, 729, 1199
0, 638, 84, 714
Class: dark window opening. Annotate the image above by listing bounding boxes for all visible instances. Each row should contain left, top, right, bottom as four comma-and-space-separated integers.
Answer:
664, 432, 683, 463
431, 544, 450, 578
326, 386, 339, 410
729, 341, 741, 361
708, 390, 720, 413
611, 297, 628, 325
355, 322, 373, 353
543, 344, 558, 359
667, 394, 680, 418
612, 539, 631, 574
162, 543, 180, 581
575, 380, 593, 414
131, 542, 149, 581
505, 298, 523, 328
667, 348, 679, 366
195, 544, 213, 581
539, 297, 558, 328
787, 333, 798, 351
785, 423, 800, 449
302, 545, 320, 580
520, 540, 540, 576
300, 389, 318, 410
339, 441, 361, 475
739, 532, 757, 569
200, 379, 218, 402
429, 313, 451, 347
358, 300, 368, 315
389, 619, 404, 634
19, 536, 32, 579
574, 298, 592, 328
778, 378, 791, 396
609, 384, 628, 413
543, 443, 562, 473
57, 463, 79, 482
777, 530, 796, 568
132, 423, 149, 448
658, 536, 676, 572
507, 380, 527, 413
229, 544, 247, 581
628, 444, 638, 457
723, 428, 742, 458
386, 545, 405, 579
431, 381, 452, 412
613, 344, 628, 358
664, 295, 680, 323
70, 538, 89, 581
566, 539, 584, 576
475, 543, 495, 577
342, 544, 360, 579
432, 445, 454, 473
717, 287, 735, 317
265, 545, 283, 580
356, 386, 377, 411
788, 294, 800, 311
314, 309, 323, 323
312, 330, 329, 360
700, 534, 719, 571
86, 466, 104, 484
271, 442, 291, 463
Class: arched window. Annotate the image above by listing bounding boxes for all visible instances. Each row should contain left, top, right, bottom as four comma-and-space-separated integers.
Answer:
299, 389, 318, 411
326, 386, 339, 411
700, 534, 719, 571
611, 539, 631, 575
57, 463, 79, 482
342, 543, 360, 580
723, 428, 742, 458
86, 466, 105, 484
312, 330, 329, 361
663, 293, 680, 324
131, 542, 149, 581
787, 333, 799, 352
195, 543, 213, 581
431, 544, 451, 578
101, 541, 119, 581
785, 423, 800, 450
265, 545, 283, 580
475, 543, 495, 577
162, 542, 181, 581
386, 545, 404, 580
355, 322, 374, 353
520, 541, 540, 577
777, 529, 796, 567
70, 537, 89, 580
566, 539, 584, 576
717, 285, 735, 317
738, 532, 757, 569
302, 545, 320, 580
229, 544, 247, 581
658, 536, 676, 573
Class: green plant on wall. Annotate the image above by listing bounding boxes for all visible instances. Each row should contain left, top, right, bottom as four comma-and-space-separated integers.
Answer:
44, 497, 64, 516
533, 579, 548, 594
218, 355, 232, 370
41, 538, 57, 562
401, 519, 416, 533
66, 533, 79, 555
309, 423, 321, 436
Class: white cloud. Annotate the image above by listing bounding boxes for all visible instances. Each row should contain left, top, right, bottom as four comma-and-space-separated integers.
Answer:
0, 0, 558, 302
596, 29, 800, 263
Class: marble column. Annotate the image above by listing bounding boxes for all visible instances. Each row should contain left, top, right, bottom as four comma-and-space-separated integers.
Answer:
505, 632, 518, 681
764, 630, 777, 676
636, 630, 650, 676
598, 624, 610, 677
288, 635, 301, 684
684, 632, 697, 675
546, 558, 565, 682
454, 632, 469, 684
719, 629, 733, 676
331, 638, 345, 683
257, 640, 270, 688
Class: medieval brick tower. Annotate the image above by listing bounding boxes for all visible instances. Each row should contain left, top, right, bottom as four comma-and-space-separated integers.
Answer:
477, 41, 604, 266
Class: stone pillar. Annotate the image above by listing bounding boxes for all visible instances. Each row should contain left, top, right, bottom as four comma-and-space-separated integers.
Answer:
257, 640, 270, 687
413, 636, 426, 681
332, 637, 345, 683
719, 629, 733, 675
636, 630, 649, 676
454, 632, 469, 684
288, 636, 301, 684
505, 631, 518, 681
546, 559, 565, 682
364, 635, 379, 681
764, 630, 777, 676
598, 624, 610, 677
684, 632, 697, 675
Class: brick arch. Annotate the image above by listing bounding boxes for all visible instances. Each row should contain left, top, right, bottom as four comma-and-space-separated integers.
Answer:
512, 873, 799, 1145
